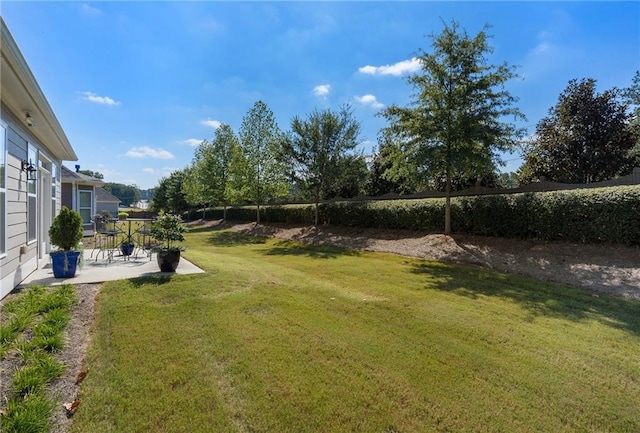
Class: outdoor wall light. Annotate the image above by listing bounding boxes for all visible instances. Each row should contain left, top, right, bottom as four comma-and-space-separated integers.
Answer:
21, 159, 37, 181
25, 113, 37, 127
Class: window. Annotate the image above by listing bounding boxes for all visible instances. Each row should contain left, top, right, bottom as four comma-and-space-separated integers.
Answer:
0, 124, 5, 255
27, 146, 37, 243
78, 190, 92, 224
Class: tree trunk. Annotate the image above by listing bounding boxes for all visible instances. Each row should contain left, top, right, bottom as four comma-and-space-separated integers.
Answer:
256, 203, 261, 224
223, 203, 227, 221
314, 201, 319, 226
444, 176, 452, 235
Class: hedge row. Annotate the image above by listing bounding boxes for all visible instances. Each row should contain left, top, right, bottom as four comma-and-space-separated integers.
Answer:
189, 186, 640, 245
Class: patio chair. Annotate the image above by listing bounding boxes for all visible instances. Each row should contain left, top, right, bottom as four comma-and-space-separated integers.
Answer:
90, 215, 118, 262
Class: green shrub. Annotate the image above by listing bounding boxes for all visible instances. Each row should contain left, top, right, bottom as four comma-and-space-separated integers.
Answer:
0, 392, 55, 433
192, 186, 640, 245
48, 207, 83, 251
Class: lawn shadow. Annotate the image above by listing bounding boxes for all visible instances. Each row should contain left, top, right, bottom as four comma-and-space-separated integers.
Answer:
128, 275, 175, 288
262, 239, 361, 259
203, 229, 268, 247
411, 262, 640, 336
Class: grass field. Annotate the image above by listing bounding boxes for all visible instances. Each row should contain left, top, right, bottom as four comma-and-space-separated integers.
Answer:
70, 226, 640, 432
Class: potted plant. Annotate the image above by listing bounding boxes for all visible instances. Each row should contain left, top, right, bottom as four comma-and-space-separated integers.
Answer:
48, 206, 84, 278
120, 240, 135, 256
149, 212, 188, 272
118, 211, 129, 221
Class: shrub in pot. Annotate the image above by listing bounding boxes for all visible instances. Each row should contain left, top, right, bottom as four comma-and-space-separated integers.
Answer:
149, 212, 188, 272
48, 206, 84, 278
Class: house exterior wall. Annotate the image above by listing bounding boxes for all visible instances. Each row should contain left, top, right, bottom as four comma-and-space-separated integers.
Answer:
61, 183, 73, 209
1, 17, 76, 299
0, 106, 62, 299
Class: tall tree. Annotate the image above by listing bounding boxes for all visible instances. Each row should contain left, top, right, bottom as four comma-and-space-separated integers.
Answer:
623, 70, 640, 156
521, 78, 639, 183
365, 130, 419, 196
380, 20, 525, 234
238, 101, 289, 223
182, 165, 207, 218
151, 170, 189, 214
324, 154, 368, 200
283, 106, 362, 225
103, 182, 140, 206
183, 125, 240, 220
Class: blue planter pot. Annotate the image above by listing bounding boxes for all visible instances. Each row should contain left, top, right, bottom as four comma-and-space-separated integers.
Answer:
121, 243, 135, 256
50, 251, 81, 278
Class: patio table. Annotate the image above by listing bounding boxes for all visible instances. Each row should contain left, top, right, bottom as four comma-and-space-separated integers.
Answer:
114, 218, 155, 261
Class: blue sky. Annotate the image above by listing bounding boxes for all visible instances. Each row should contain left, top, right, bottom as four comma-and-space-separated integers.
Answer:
2, 1, 638, 190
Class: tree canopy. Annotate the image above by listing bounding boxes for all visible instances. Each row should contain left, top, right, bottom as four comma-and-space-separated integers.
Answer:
183, 124, 240, 219
78, 169, 104, 179
238, 100, 289, 223
103, 182, 140, 206
283, 105, 362, 225
151, 170, 189, 214
520, 78, 639, 183
380, 20, 525, 233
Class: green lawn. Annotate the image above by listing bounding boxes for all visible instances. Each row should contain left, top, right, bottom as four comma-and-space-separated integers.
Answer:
71, 226, 640, 432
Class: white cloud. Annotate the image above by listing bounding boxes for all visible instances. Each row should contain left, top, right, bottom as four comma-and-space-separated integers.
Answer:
181, 138, 204, 147
358, 57, 422, 77
200, 119, 221, 129
79, 3, 102, 16
355, 94, 384, 109
520, 11, 584, 80
142, 168, 155, 174
80, 91, 121, 106
124, 146, 174, 160
313, 84, 331, 97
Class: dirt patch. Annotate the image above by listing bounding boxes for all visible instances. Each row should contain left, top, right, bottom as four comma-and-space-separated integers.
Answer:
223, 220, 640, 300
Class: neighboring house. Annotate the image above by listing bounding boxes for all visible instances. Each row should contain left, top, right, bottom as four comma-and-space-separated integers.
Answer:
0, 18, 78, 299
96, 186, 120, 217
61, 165, 104, 236
133, 199, 149, 210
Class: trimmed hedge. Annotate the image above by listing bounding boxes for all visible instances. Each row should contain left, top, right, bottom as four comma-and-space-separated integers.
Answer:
189, 186, 640, 245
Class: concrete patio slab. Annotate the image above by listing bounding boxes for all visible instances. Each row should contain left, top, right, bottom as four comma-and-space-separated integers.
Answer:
19, 249, 205, 287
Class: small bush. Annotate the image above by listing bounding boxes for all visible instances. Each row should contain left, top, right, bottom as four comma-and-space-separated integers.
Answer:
0, 392, 55, 433
38, 308, 70, 333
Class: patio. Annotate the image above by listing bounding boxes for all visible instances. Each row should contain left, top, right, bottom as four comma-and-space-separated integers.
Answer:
19, 248, 205, 288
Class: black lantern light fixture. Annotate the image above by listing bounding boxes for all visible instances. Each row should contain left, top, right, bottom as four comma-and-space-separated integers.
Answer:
21, 159, 37, 181
25, 112, 36, 127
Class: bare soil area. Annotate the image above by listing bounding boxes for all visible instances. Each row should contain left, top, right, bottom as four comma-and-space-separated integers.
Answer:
226, 221, 640, 300
1, 220, 638, 432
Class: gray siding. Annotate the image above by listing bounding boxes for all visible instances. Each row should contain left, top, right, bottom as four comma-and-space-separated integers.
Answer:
1, 109, 64, 298
61, 183, 72, 209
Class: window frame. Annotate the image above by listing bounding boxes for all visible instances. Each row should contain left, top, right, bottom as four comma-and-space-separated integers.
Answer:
78, 189, 93, 225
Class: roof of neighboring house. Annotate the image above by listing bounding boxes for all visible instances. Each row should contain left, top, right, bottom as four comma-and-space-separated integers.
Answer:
96, 187, 120, 204
61, 165, 104, 186
0, 18, 77, 161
